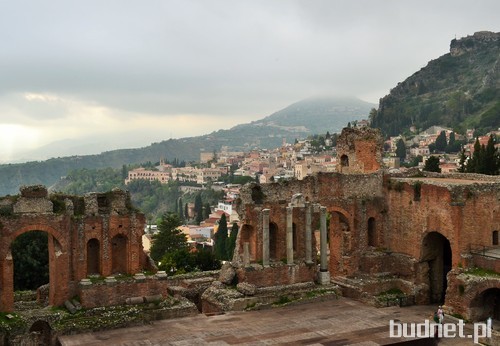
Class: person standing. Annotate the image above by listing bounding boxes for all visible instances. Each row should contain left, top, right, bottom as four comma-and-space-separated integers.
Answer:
437, 306, 444, 324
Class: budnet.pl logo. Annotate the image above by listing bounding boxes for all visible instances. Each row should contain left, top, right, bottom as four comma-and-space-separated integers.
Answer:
389, 319, 492, 344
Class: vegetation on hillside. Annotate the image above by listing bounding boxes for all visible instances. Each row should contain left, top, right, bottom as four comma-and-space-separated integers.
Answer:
371, 32, 499, 136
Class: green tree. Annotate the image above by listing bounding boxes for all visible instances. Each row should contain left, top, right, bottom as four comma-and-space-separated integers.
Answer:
203, 202, 211, 220
435, 131, 447, 152
194, 249, 221, 271
458, 148, 467, 173
158, 248, 194, 275
214, 214, 228, 260
226, 222, 239, 260
194, 194, 203, 225
150, 212, 188, 262
12, 231, 49, 291
424, 156, 441, 173
184, 203, 189, 220
396, 138, 406, 161
483, 135, 498, 175
466, 138, 482, 173
178, 197, 184, 221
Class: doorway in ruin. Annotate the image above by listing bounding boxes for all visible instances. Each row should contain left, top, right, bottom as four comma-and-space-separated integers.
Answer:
86, 238, 100, 276
9, 229, 64, 310
111, 234, 128, 274
421, 232, 452, 304
367, 217, 377, 247
29, 320, 52, 345
240, 224, 256, 261
470, 288, 500, 322
11, 231, 49, 293
269, 222, 278, 261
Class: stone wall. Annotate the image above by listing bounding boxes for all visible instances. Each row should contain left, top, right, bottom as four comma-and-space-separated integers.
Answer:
236, 263, 316, 287
335, 127, 383, 174
79, 277, 170, 309
0, 186, 150, 312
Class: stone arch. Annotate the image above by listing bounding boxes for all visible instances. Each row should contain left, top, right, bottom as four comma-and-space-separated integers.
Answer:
469, 287, 500, 322
328, 209, 352, 256
111, 234, 128, 274
493, 230, 499, 246
367, 217, 377, 247
421, 231, 452, 304
86, 238, 100, 276
239, 224, 256, 261
269, 222, 278, 261
29, 320, 52, 345
1, 224, 68, 311
327, 207, 353, 275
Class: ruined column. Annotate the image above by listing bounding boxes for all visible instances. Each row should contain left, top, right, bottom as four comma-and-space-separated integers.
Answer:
318, 206, 331, 284
305, 202, 313, 264
262, 209, 270, 267
243, 242, 250, 267
286, 206, 293, 265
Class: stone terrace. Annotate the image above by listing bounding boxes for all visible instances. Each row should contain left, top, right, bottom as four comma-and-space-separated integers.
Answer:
59, 297, 486, 345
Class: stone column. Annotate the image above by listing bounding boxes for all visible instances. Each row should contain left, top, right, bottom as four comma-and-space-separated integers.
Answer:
243, 242, 250, 267
262, 209, 270, 267
305, 202, 313, 264
286, 206, 293, 265
318, 206, 331, 284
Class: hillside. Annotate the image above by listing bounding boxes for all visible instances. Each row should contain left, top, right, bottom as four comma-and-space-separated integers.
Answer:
0, 97, 373, 196
371, 31, 500, 136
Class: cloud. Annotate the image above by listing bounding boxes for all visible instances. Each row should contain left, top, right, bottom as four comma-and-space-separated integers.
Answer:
0, 0, 499, 162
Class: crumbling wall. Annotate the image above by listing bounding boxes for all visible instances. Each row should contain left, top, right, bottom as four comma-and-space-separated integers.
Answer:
0, 186, 149, 312
335, 127, 383, 174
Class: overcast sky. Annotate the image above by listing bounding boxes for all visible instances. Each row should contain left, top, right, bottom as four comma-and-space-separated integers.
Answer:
0, 0, 499, 163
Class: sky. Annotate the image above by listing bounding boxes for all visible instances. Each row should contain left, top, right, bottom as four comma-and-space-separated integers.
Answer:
0, 0, 499, 163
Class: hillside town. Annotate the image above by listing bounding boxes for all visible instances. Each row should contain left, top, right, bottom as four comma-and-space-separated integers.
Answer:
132, 123, 500, 253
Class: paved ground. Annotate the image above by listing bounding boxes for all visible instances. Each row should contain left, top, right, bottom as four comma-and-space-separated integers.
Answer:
59, 297, 487, 345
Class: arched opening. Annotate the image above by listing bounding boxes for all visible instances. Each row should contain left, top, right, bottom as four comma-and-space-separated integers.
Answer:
470, 288, 500, 322
340, 155, 349, 167
111, 234, 128, 274
11, 231, 49, 292
269, 222, 278, 261
493, 230, 499, 246
29, 320, 52, 345
421, 232, 452, 304
240, 224, 256, 261
367, 217, 377, 247
86, 238, 100, 276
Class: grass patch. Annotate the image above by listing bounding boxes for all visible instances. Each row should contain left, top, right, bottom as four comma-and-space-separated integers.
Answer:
273, 295, 292, 306
464, 267, 500, 277
377, 288, 404, 296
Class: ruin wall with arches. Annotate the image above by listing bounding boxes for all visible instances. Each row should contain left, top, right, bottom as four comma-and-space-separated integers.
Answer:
234, 127, 500, 321
0, 185, 153, 312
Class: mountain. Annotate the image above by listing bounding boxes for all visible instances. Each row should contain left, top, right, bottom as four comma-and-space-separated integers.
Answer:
371, 31, 500, 136
0, 97, 374, 196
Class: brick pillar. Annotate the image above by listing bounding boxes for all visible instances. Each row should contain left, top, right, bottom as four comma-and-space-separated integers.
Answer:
262, 209, 270, 267
286, 206, 294, 265
305, 202, 312, 264
0, 252, 14, 312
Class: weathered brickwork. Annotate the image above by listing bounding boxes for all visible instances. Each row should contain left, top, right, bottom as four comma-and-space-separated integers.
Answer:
0, 186, 152, 312
234, 127, 500, 321
335, 127, 383, 173
79, 278, 169, 308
